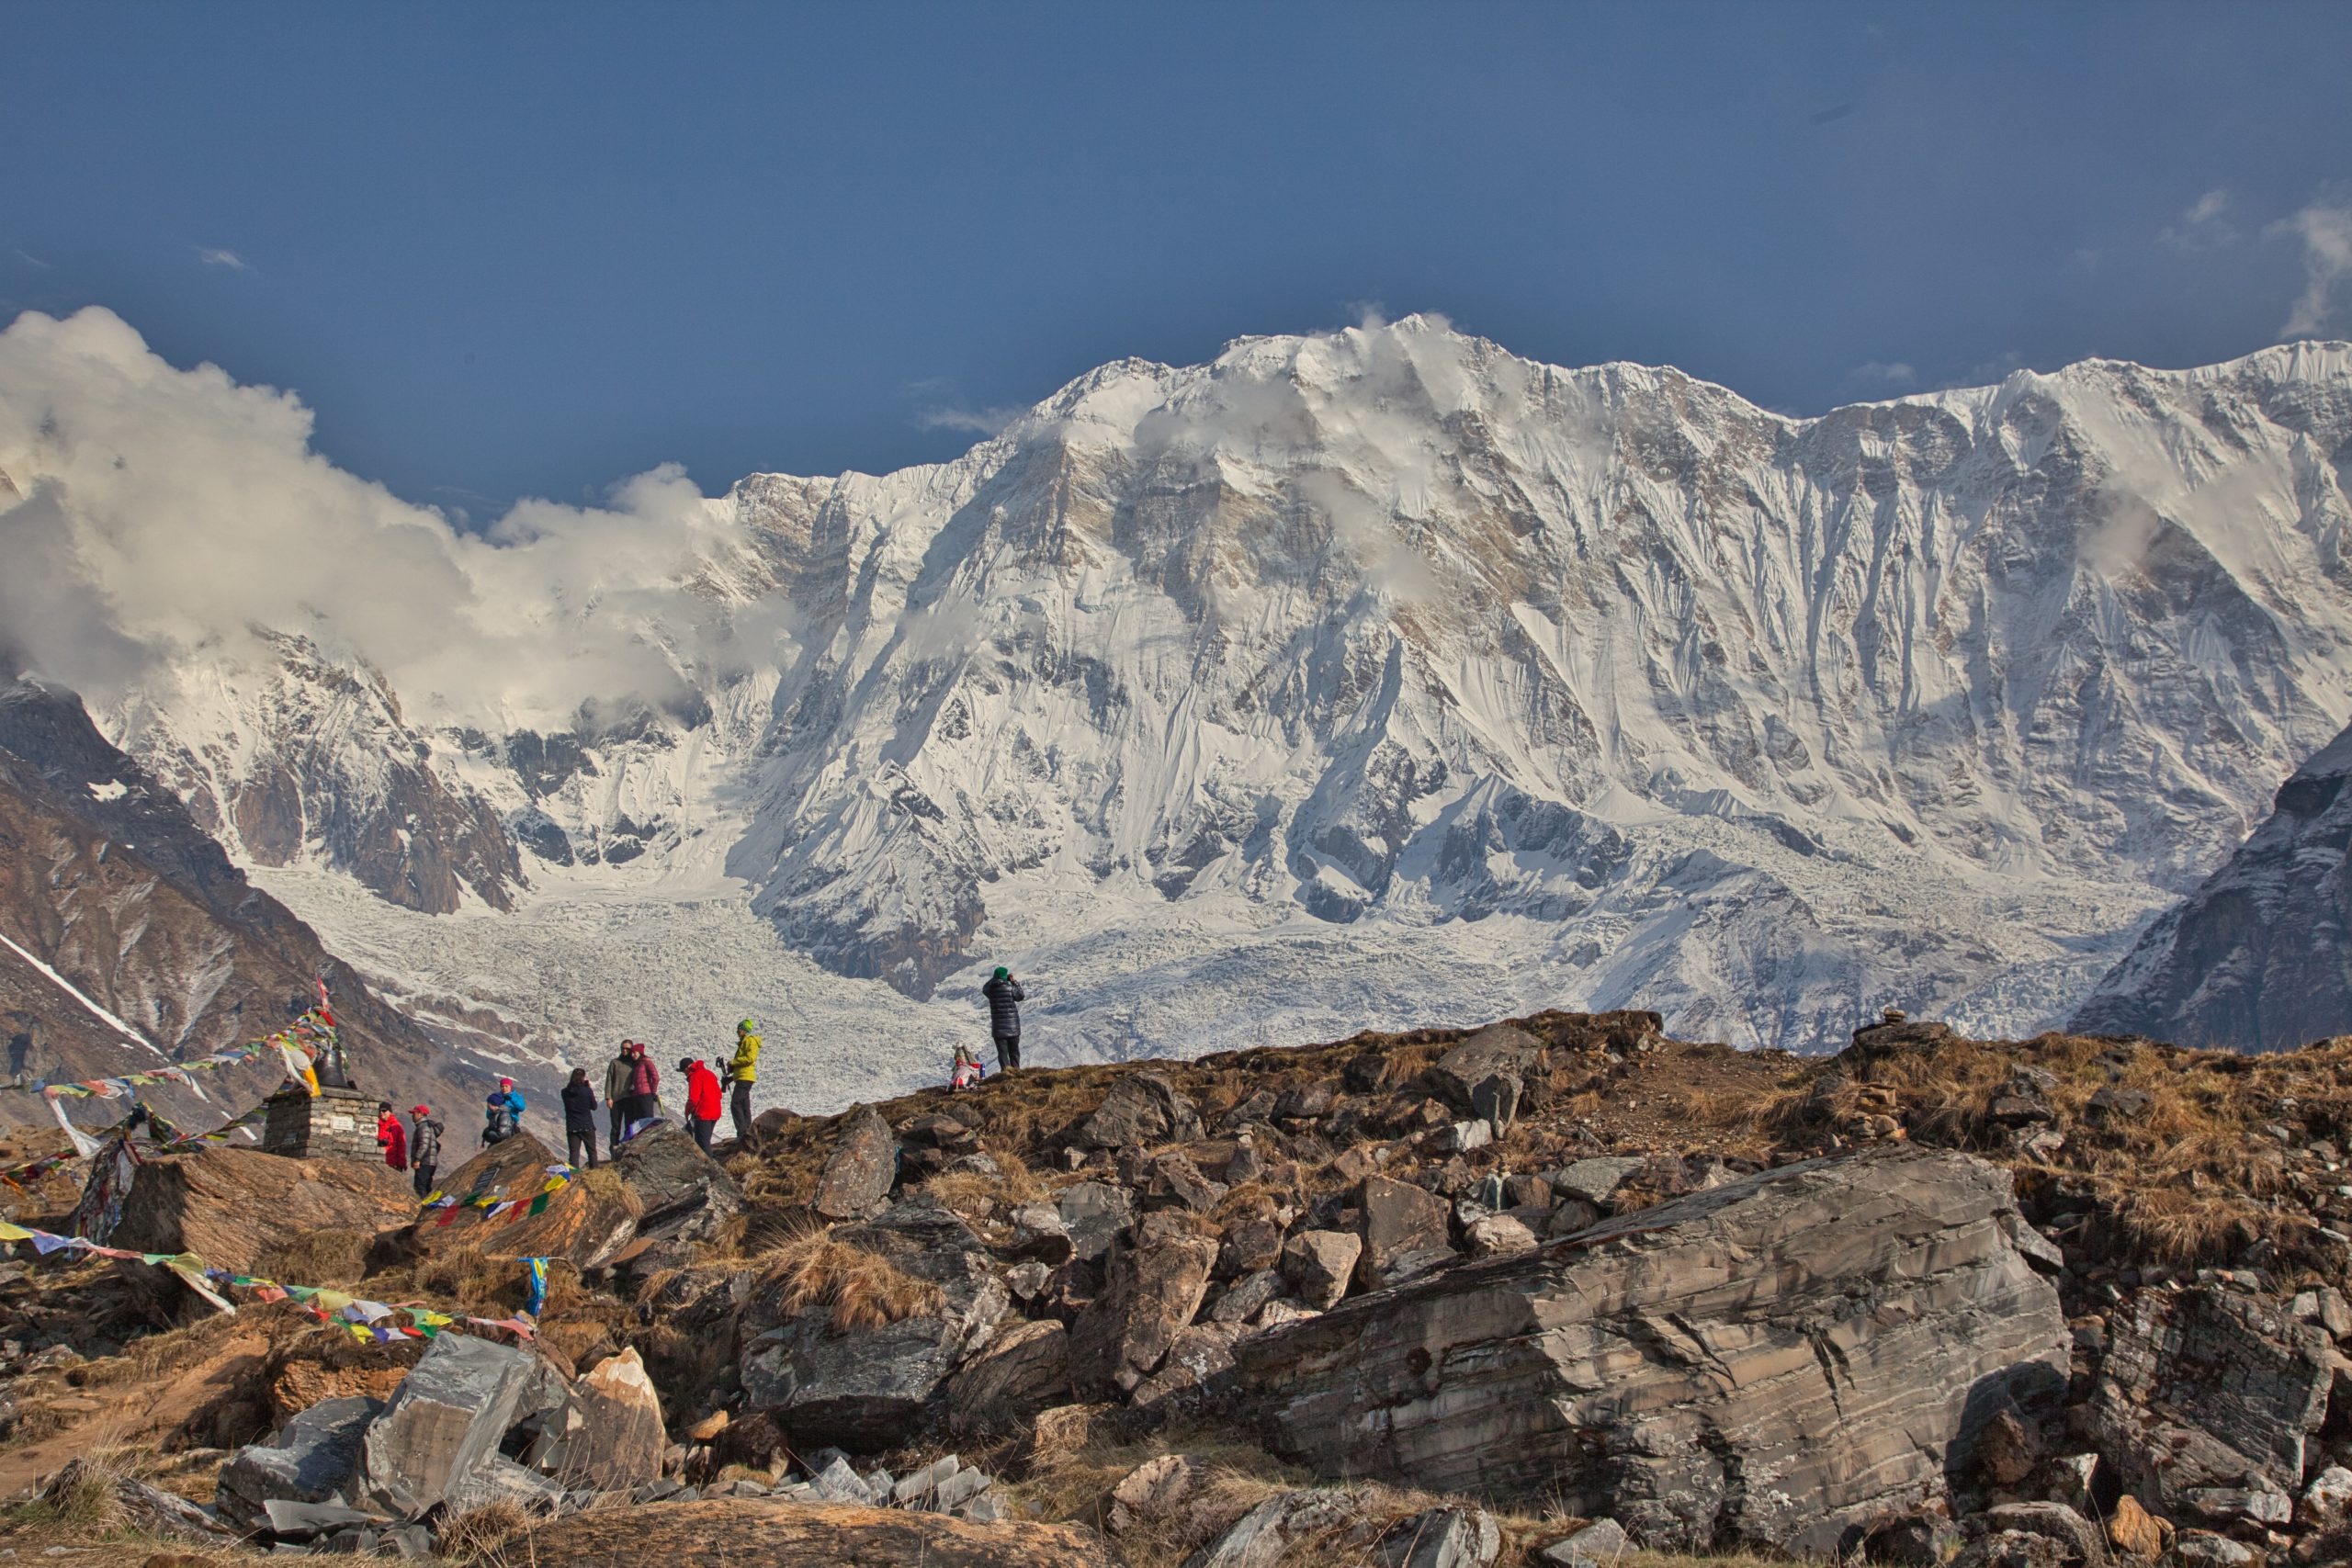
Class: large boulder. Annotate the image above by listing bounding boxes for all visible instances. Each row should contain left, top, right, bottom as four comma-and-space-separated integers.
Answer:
1069, 1235, 1216, 1396
1071, 1072, 1203, 1151
947, 1319, 1073, 1436
1425, 1024, 1542, 1128
1238, 1145, 2070, 1557
813, 1103, 900, 1220
2088, 1285, 2335, 1521
613, 1122, 742, 1245
104, 1145, 416, 1279
354, 1332, 568, 1514
215, 1394, 381, 1530
741, 1201, 1008, 1450
524, 1345, 666, 1490
1354, 1175, 1453, 1288
409, 1132, 641, 1268
514, 1498, 1114, 1566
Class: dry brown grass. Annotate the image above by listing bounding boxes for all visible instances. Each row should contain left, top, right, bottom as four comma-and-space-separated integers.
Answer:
758, 1233, 942, 1332
435, 1495, 537, 1565
249, 1225, 374, 1288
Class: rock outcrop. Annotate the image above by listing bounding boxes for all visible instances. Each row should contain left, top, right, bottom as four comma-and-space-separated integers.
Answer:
408, 1132, 640, 1268
1238, 1144, 2071, 1556
106, 1145, 417, 1278
613, 1122, 741, 1246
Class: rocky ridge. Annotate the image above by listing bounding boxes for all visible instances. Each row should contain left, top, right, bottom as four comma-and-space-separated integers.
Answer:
10, 1007, 2352, 1564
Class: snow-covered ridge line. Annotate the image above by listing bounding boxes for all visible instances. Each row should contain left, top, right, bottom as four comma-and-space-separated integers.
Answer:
12, 310, 2352, 1068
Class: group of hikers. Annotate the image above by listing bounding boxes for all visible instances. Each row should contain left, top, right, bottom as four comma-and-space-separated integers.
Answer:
363, 969, 1028, 1185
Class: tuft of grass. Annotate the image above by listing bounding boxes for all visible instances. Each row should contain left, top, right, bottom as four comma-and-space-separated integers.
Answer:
251, 1226, 373, 1289
760, 1233, 943, 1332
436, 1496, 537, 1566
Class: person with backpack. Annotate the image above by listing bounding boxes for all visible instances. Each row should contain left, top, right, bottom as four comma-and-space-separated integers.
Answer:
561, 1067, 600, 1168
376, 1102, 408, 1171
725, 1020, 762, 1153
482, 1077, 525, 1146
619, 1044, 661, 1142
681, 1057, 722, 1152
408, 1104, 443, 1199
603, 1043, 633, 1149
981, 965, 1025, 1072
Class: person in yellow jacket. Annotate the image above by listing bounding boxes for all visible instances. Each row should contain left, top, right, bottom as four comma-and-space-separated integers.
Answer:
725, 1020, 762, 1152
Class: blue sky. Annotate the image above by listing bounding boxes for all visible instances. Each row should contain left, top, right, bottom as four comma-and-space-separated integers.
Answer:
6, 3, 2350, 516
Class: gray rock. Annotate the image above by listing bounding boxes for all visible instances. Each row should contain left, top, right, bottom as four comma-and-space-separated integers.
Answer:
1009, 1203, 1075, 1264
1182, 1486, 1366, 1568
1071, 1072, 1202, 1150
1239, 1145, 2071, 1558
1536, 1518, 1626, 1568
805, 1454, 873, 1505
812, 1103, 899, 1220
216, 1395, 382, 1531
1281, 1229, 1362, 1309
443, 1454, 564, 1514
1354, 1176, 1453, 1289
742, 1308, 966, 1451
956, 1491, 1009, 1523
1211, 1269, 1284, 1325
946, 1319, 1070, 1436
257, 1499, 386, 1540
1426, 1025, 1542, 1130
612, 1121, 742, 1245
1069, 1235, 1216, 1395
893, 1454, 960, 1504
1978, 1502, 2107, 1565
2087, 1285, 2333, 1517
1547, 1157, 1645, 1206
355, 1334, 556, 1515
2168, 1535, 2255, 1567
1057, 1180, 1136, 1262
1376, 1506, 1500, 1567
929, 1466, 993, 1512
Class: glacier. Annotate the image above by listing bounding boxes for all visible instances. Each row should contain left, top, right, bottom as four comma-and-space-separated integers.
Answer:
8, 313, 2352, 1105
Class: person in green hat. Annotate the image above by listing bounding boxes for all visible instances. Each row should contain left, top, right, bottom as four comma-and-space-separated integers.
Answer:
725, 1019, 763, 1151
981, 965, 1025, 1072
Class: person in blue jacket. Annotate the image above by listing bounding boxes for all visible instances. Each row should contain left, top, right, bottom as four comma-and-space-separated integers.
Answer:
482, 1077, 526, 1146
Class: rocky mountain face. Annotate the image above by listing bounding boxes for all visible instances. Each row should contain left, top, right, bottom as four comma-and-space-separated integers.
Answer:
0, 675, 558, 1139
2075, 719, 2352, 1049
31, 322, 2352, 1061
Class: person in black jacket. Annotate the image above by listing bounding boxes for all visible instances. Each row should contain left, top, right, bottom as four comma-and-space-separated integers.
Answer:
408, 1105, 443, 1199
981, 965, 1025, 1072
561, 1067, 600, 1168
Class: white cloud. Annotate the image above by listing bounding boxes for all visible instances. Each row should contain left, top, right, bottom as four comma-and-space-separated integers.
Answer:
2160, 188, 2235, 252
914, 403, 1023, 436
194, 247, 251, 271
2274, 191, 2352, 338
1850, 361, 1918, 389
0, 307, 745, 730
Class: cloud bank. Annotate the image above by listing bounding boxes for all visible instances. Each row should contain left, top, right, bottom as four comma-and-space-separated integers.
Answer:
0, 307, 749, 730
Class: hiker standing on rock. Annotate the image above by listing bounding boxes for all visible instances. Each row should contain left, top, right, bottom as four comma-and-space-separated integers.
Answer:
376, 1101, 407, 1171
619, 1043, 661, 1142
408, 1105, 442, 1198
561, 1067, 600, 1168
682, 1057, 722, 1153
981, 965, 1025, 1073
603, 1042, 632, 1150
726, 1020, 762, 1153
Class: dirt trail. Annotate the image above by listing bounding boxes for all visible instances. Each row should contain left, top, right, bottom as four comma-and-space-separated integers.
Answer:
0, 1327, 270, 1497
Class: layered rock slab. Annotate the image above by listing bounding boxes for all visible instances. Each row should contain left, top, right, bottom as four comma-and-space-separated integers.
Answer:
1237, 1144, 2069, 1557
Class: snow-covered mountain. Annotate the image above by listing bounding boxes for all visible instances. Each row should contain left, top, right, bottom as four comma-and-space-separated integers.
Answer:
10, 312, 2352, 1095
2074, 718, 2352, 1049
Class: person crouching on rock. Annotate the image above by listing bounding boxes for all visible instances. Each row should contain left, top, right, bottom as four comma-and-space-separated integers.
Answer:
482, 1077, 525, 1146
561, 1067, 600, 1169
619, 1043, 661, 1143
377, 1101, 408, 1171
682, 1056, 722, 1153
409, 1104, 442, 1197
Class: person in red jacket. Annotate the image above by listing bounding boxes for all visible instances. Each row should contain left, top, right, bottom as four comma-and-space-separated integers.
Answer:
680, 1057, 723, 1152
376, 1102, 408, 1171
